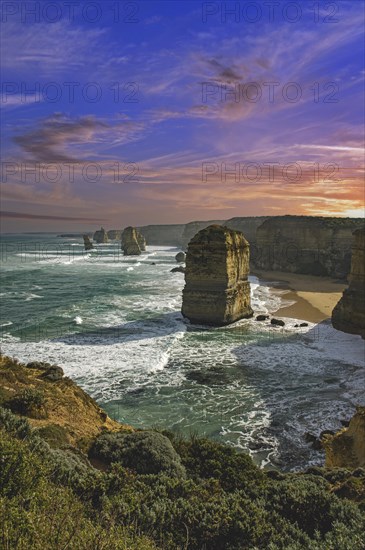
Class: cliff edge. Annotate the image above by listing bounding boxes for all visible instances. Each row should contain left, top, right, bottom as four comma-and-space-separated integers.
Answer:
332, 228, 365, 338
324, 406, 365, 469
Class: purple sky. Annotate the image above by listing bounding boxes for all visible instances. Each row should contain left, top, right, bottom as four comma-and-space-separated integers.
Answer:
1, 0, 364, 232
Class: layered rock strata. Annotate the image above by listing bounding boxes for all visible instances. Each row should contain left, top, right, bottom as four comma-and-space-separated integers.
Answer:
254, 216, 364, 278
332, 228, 365, 338
121, 227, 142, 255
182, 225, 253, 325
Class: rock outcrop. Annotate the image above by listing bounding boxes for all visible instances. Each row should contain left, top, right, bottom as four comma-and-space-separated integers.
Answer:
121, 227, 142, 255
0, 355, 122, 447
182, 225, 253, 325
107, 230, 122, 240
332, 228, 365, 338
254, 216, 364, 278
83, 235, 94, 250
136, 231, 146, 251
175, 252, 186, 263
324, 407, 365, 468
93, 227, 109, 243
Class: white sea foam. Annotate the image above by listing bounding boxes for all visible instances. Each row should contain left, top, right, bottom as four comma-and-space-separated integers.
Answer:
25, 293, 43, 301
74, 316, 83, 325
2, 243, 364, 470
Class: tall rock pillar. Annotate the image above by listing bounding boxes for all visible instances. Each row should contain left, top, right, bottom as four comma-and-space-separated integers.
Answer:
332, 228, 365, 338
182, 225, 253, 325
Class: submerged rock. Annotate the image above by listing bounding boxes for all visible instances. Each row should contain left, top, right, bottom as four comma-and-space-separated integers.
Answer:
256, 314, 269, 321
182, 225, 253, 326
332, 228, 365, 338
93, 227, 108, 243
186, 366, 231, 385
83, 235, 94, 250
121, 227, 141, 256
171, 266, 185, 274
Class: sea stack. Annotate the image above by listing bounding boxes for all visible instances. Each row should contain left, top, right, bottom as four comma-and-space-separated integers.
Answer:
107, 229, 122, 241
332, 227, 365, 338
182, 225, 253, 325
121, 226, 142, 255
93, 227, 108, 243
83, 235, 94, 250
136, 231, 146, 252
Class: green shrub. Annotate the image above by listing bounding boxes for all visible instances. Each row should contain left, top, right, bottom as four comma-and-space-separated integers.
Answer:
5, 387, 47, 418
90, 430, 186, 478
0, 406, 32, 439
35, 424, 69, 448
1, 406, 364, 550
171, 435, 264, 492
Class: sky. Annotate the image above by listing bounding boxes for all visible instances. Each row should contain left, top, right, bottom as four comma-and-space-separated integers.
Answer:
1, 0, 364, 232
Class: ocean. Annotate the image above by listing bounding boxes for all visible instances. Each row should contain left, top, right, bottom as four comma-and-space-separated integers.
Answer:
1, 233, 364, 471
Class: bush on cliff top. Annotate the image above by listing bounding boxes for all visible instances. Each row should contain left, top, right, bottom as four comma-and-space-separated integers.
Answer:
1, 404, 364, 550
90, 429, 186, 478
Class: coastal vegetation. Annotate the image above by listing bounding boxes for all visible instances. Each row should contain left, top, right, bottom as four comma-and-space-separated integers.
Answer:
0, 354, 364, 549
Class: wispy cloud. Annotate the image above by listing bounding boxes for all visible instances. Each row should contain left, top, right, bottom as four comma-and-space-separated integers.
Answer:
0, 211, 105, 221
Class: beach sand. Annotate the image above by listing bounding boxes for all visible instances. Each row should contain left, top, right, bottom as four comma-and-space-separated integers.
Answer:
252, 270, 347, 324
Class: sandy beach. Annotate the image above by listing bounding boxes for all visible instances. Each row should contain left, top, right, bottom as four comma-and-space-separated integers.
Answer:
253, 270, 347, 323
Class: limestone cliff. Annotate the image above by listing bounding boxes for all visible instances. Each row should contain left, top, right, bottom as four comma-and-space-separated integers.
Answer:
107, 229, 122, 240
324, 407, 365, 468
255, 216, 364, 278
332, 228, 365, 338
83, 235, 94, 250
121, 227, 141, 255
93, 227, 109, 244
138, 224, 185, 246
0, 355, 123, 448
225, 217, 268, 263
181, 220, 225, 250
182, 225, 253, 325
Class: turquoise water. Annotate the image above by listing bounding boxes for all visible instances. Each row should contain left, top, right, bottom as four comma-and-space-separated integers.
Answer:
1, 234, 364, 471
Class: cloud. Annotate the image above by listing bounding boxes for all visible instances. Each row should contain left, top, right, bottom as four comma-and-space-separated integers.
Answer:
0, 211, 105, 221
12, 114, 145, 162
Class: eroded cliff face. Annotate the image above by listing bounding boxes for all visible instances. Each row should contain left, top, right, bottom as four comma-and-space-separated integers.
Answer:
93, 227, 109, 243
121, 226, 142, 255
255, 216, 364, 278
324, 407, 365, 469
107, 230, 122, 240
182, 225, 253, 325
332, 228, 365, 338
138, 224, 185, 246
